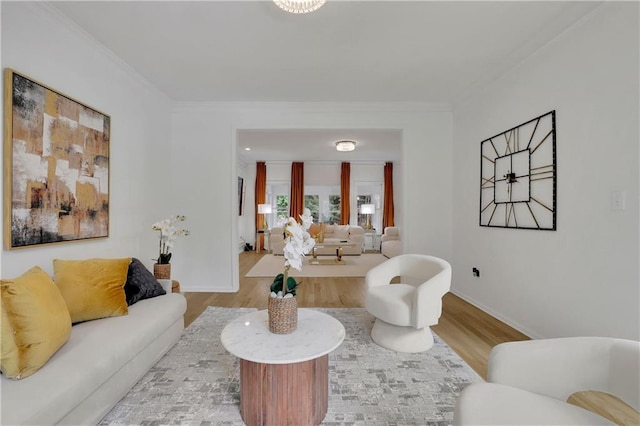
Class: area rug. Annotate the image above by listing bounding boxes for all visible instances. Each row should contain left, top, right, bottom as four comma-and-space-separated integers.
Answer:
99, 307, 481, 425
245, 253, 388, 278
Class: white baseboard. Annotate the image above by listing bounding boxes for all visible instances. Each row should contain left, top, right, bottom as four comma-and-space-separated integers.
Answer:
449, 289, 543, 340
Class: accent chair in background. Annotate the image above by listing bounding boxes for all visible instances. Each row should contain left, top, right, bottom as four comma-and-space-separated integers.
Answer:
380, 226, 401, 258
365, 254, 451, 353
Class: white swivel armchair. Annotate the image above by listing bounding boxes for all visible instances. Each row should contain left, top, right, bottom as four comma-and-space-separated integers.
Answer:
365, 254, 451, 352
454, 337, 640, 425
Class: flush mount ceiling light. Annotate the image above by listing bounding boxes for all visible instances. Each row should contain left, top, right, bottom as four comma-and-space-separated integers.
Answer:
335, 140, 356, 152
273, 0, 327, 14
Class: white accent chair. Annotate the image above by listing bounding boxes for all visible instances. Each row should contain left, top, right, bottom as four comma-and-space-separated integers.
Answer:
453, 337, 640, 425
365, 254, 451, 352
380, 226, 401, 258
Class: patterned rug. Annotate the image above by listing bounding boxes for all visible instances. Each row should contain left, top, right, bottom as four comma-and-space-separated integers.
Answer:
99, 307, 481, 425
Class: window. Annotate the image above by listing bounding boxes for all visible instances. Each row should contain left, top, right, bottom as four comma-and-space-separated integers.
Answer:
304, 195, 319, 222
276, 195, 289, 221
356, 183, 382, 231
304, 185, 341, 224
328, 195, 341, 224
356, 195, 372, 228
267, 182, 290, 227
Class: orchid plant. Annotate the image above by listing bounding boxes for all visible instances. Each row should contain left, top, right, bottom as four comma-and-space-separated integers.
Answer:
152, 215, 190, 264
270, 208, 315, 298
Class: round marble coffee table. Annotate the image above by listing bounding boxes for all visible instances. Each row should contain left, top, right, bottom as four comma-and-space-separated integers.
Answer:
221, 308, 345, 426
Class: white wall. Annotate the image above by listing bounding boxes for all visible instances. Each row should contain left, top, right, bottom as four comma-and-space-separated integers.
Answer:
0, 3, 172, 277
266, 163, 290, 182
452, 3, 639, 340
306, 163, 341, 186
237, 160, 250, 252
172, 103, 452, 292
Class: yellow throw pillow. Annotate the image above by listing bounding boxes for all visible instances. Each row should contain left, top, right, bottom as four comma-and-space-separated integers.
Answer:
53, 258, 131, 324
1, 266, 72, 380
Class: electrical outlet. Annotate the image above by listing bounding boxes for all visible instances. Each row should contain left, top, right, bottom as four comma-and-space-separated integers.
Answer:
472, 267, 480, 277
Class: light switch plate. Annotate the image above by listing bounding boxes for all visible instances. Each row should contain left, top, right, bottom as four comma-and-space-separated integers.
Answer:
611, 190, 626, 211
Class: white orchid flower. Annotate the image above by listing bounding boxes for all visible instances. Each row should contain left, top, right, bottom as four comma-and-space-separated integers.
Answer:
300, 208, 313, 230
152, 215, 190, 263
277, 213, 316, 280
284, 242, 304, 270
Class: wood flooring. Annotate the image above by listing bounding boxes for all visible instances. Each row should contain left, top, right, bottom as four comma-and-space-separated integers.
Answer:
182, 251, 638, 425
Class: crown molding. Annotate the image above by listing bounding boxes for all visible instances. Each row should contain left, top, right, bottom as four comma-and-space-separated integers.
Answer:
27, 2, 169, 101
173, 101, 451, 114
452, 2, 606, 110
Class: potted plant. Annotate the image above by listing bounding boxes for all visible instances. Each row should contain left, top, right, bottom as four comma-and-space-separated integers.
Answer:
268, 208, 315, 334
151, 215, 190, 279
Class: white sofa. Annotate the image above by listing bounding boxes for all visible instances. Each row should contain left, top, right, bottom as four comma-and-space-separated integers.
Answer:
381, 226, 401, 258
453, 337, 640, 425
271, 224, 364, 256
1, 292, 187, 425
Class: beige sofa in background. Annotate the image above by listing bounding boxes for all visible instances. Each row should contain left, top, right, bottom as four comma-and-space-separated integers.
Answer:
271, 224, 364, 255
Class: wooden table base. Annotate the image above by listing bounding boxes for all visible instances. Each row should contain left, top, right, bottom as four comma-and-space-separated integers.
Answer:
239, 355, 329, 426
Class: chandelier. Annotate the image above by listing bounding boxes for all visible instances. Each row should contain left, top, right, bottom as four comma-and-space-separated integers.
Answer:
273, 0, 327, 14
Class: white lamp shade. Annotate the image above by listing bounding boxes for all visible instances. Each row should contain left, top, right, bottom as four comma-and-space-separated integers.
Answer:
360, 204, 375, 214
258, 204, 272, 214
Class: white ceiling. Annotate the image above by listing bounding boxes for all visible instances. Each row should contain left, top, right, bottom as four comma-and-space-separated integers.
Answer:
238, 129, 402, 163
49, 0, 601, 162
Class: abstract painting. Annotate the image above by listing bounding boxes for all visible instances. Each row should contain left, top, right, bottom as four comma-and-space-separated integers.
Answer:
4, 69, 110, 249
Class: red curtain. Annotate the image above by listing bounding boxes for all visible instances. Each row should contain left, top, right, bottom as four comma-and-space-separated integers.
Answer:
290, 162, 304, 221
340, 162, 350, 225
255, 162, 267, 250
383, 162, 395, 229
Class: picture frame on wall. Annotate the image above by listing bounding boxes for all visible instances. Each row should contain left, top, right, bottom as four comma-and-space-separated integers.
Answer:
238, 176, 244, 216
3, 69, 111, 249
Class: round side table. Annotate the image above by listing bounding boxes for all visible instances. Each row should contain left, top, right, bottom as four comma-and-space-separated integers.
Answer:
221, 309, 345, 426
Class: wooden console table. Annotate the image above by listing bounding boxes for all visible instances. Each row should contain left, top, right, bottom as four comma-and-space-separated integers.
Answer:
221, 309, 345, 426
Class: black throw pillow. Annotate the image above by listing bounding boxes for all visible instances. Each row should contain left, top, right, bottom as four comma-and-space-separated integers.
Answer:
124, 258, 166, 305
